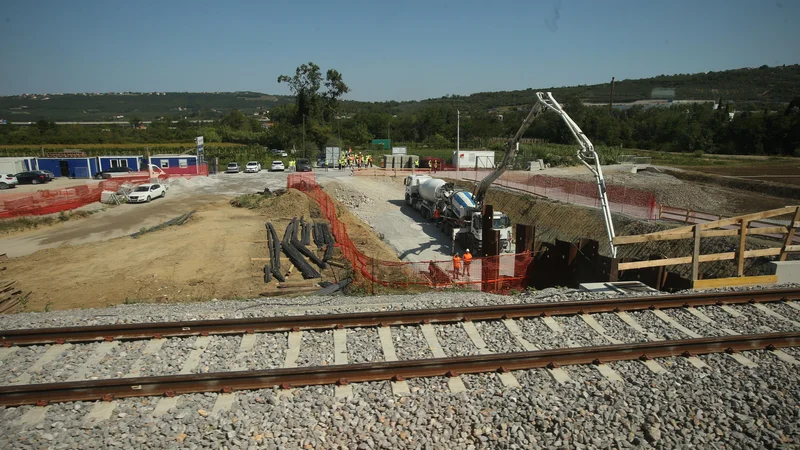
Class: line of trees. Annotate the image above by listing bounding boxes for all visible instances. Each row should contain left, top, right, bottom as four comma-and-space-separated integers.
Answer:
1, 65, 798, 157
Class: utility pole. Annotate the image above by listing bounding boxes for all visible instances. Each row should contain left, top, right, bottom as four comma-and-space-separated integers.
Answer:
456, 109, 460, 179
302, 114, 306, 159
609, 77, 615, 113
387, 120, 391, 142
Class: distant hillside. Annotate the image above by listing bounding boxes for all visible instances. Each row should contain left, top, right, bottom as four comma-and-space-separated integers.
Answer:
2, 64, 798, 121
341, 64, 800, 114
0, 91, 294, 122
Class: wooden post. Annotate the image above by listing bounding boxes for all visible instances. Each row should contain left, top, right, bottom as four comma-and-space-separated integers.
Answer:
780, 207, 800, 261
691, 225, 701, 284
737, 219, 747, 276
658, 204, 663, 220
685, 208, 691, 224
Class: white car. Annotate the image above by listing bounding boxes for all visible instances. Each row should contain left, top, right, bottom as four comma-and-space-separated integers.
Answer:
0, 173, 18, 190
245, 161, 261, 173
226, 162, 241, 173
270, 161, 285, 172
128, 183, 166, 203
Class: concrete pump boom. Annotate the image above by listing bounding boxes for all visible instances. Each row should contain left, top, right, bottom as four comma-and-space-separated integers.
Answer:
473, 101, 546, 205
534, 92, 617, 257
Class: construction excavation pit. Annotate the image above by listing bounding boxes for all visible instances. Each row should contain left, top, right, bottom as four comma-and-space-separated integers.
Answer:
1, 94, 799, 448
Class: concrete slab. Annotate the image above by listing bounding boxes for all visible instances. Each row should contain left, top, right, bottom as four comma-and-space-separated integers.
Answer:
83, 402, 116, 423
541, 317, 564, 333
420, 324, 466, 393
771, 350, 799, 365
786, 301, 800, 312
333, 329, 353, 398
125, 339, 165, 378
768, 261, 800, 284
211, 394, 237, 415
686, 307, 714, 324
0, 347, 19, 361
283, 332, 303, 369
377, 327, 410, 396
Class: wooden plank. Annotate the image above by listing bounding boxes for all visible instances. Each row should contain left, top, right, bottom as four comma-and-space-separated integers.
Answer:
737, 219, 747, 277
657, 206, 799, 235
615, 226, 790, 245
781, 207, 800, 261
691, 225, 701, 282
693, 275, 778, 290
618, 256, 693, 271
785, 245, 800, 252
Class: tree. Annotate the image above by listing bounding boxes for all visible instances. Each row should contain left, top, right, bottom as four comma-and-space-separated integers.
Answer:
277, 62, 350, 123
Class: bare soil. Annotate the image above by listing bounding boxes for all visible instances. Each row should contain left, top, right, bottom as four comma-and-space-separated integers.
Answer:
2, 187, 403, 312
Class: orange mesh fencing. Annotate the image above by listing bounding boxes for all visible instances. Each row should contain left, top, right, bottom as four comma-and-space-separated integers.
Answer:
287, 173, 534, 293
0, 165, 209, 219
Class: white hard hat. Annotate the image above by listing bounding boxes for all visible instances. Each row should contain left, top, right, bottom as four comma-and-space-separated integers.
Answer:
466, 248, 470, 252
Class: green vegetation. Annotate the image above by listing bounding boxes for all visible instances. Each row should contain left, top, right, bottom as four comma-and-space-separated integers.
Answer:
1, 64, 799, 160
0, 209, 97, 235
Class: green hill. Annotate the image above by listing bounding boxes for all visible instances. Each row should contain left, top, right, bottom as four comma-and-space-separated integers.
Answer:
1, 64, 798, 122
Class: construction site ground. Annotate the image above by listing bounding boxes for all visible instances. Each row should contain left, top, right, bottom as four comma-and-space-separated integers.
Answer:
534, 164, 797, 216
0, 170, 405, 312
2, 163, 798, 312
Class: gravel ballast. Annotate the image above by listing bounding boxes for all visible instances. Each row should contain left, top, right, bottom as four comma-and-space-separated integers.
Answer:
0, 287, 798, 448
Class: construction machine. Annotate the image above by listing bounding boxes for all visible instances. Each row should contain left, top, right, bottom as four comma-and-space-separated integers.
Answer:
405, 91, 617, 257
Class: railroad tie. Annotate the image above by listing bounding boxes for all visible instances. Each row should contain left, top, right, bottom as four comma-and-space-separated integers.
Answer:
84, 339, 166, 424
67, 341, 120, 382
652, 309, 757, 368
420, 324, 467, 393
333, 329, 354, 398
719, 305, 744, 318
541, 317, 623, 382
12, 344, 72, 427
502, 319, 571, 384
579, 314, 666, 375
153, 336, 212, 416
616, 311, 708, 369
211, 334, 259, 416
377, 327, 410, 396
752, 303, 800, 328
461, 322, 520, 388
786, 301, 800, 312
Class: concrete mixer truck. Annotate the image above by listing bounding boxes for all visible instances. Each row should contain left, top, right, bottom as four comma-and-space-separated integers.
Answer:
404, 174, 512, 253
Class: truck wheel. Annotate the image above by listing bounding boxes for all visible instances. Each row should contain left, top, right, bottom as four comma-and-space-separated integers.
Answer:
405, 194, 411, 205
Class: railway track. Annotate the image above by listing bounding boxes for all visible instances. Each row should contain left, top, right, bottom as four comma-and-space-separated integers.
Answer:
1, 332, 797, 407
3, 287, 798, 346
1, 287, 799, 410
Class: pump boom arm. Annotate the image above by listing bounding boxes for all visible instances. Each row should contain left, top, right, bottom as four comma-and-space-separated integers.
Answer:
534, 92, 617, 257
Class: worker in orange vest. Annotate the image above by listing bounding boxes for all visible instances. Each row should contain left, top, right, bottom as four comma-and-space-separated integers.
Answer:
433, 207, 441, 226
452, 253, 461, 280
462, 249, 472, 277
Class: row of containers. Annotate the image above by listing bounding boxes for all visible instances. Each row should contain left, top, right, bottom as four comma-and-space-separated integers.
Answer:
0, 154, 203, 178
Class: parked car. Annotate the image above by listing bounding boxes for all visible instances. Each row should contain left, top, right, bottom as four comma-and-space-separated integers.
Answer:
270, 161, 285, 172
127, 183, 166, 203
95, 167, 134, 179
0, 174, 18, 189
226, 162, 241, 173
296, 158, 313, 172
15, 171, 49, 185
38, 170, 56, 181
244, 161, 261, 173
271, 149, 288, 157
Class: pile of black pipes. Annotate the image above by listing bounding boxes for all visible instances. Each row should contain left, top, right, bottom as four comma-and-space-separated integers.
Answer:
281, 218, 321, 279
290, 220, 327, 270
265, 222, 286, 282
321, 223, 335, 262
300, 217, 311, 246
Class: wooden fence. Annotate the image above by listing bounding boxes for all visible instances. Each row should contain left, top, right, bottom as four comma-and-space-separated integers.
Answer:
613, 206, 800, 289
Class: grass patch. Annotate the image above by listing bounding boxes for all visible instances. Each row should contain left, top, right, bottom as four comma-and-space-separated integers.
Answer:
0, 209, 97, 235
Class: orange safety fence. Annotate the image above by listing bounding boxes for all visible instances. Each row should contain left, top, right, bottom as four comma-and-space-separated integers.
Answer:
287, 172, 534, 293
0, 164, 209, 219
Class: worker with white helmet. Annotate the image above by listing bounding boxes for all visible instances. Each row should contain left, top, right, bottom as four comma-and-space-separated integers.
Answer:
463, 248, 473, 277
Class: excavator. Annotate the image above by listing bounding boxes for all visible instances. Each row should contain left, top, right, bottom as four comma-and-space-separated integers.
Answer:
472, 92, 618, 257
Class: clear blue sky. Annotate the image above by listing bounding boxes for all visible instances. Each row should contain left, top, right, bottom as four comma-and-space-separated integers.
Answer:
1, 0, 798, 101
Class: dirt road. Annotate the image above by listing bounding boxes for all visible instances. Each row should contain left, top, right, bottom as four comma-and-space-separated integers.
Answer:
320, 177, 456, 262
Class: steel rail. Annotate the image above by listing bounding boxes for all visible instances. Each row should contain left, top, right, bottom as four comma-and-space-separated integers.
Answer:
0, 332, 796, 407
2, 288, 798, 346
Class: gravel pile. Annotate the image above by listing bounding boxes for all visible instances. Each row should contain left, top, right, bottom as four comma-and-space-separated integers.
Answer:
473, 321, 525, 353
196, 335, 239, 373
0, 346, 48, 385
557, 316, 608, 347
392, 325, 432, 361
628, 310, 690, 340
245, 332, 288, 370
662, 308, 728, 337
89, 341, 145, 380
434, 324, 479, 357
594, 312, 647, 342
